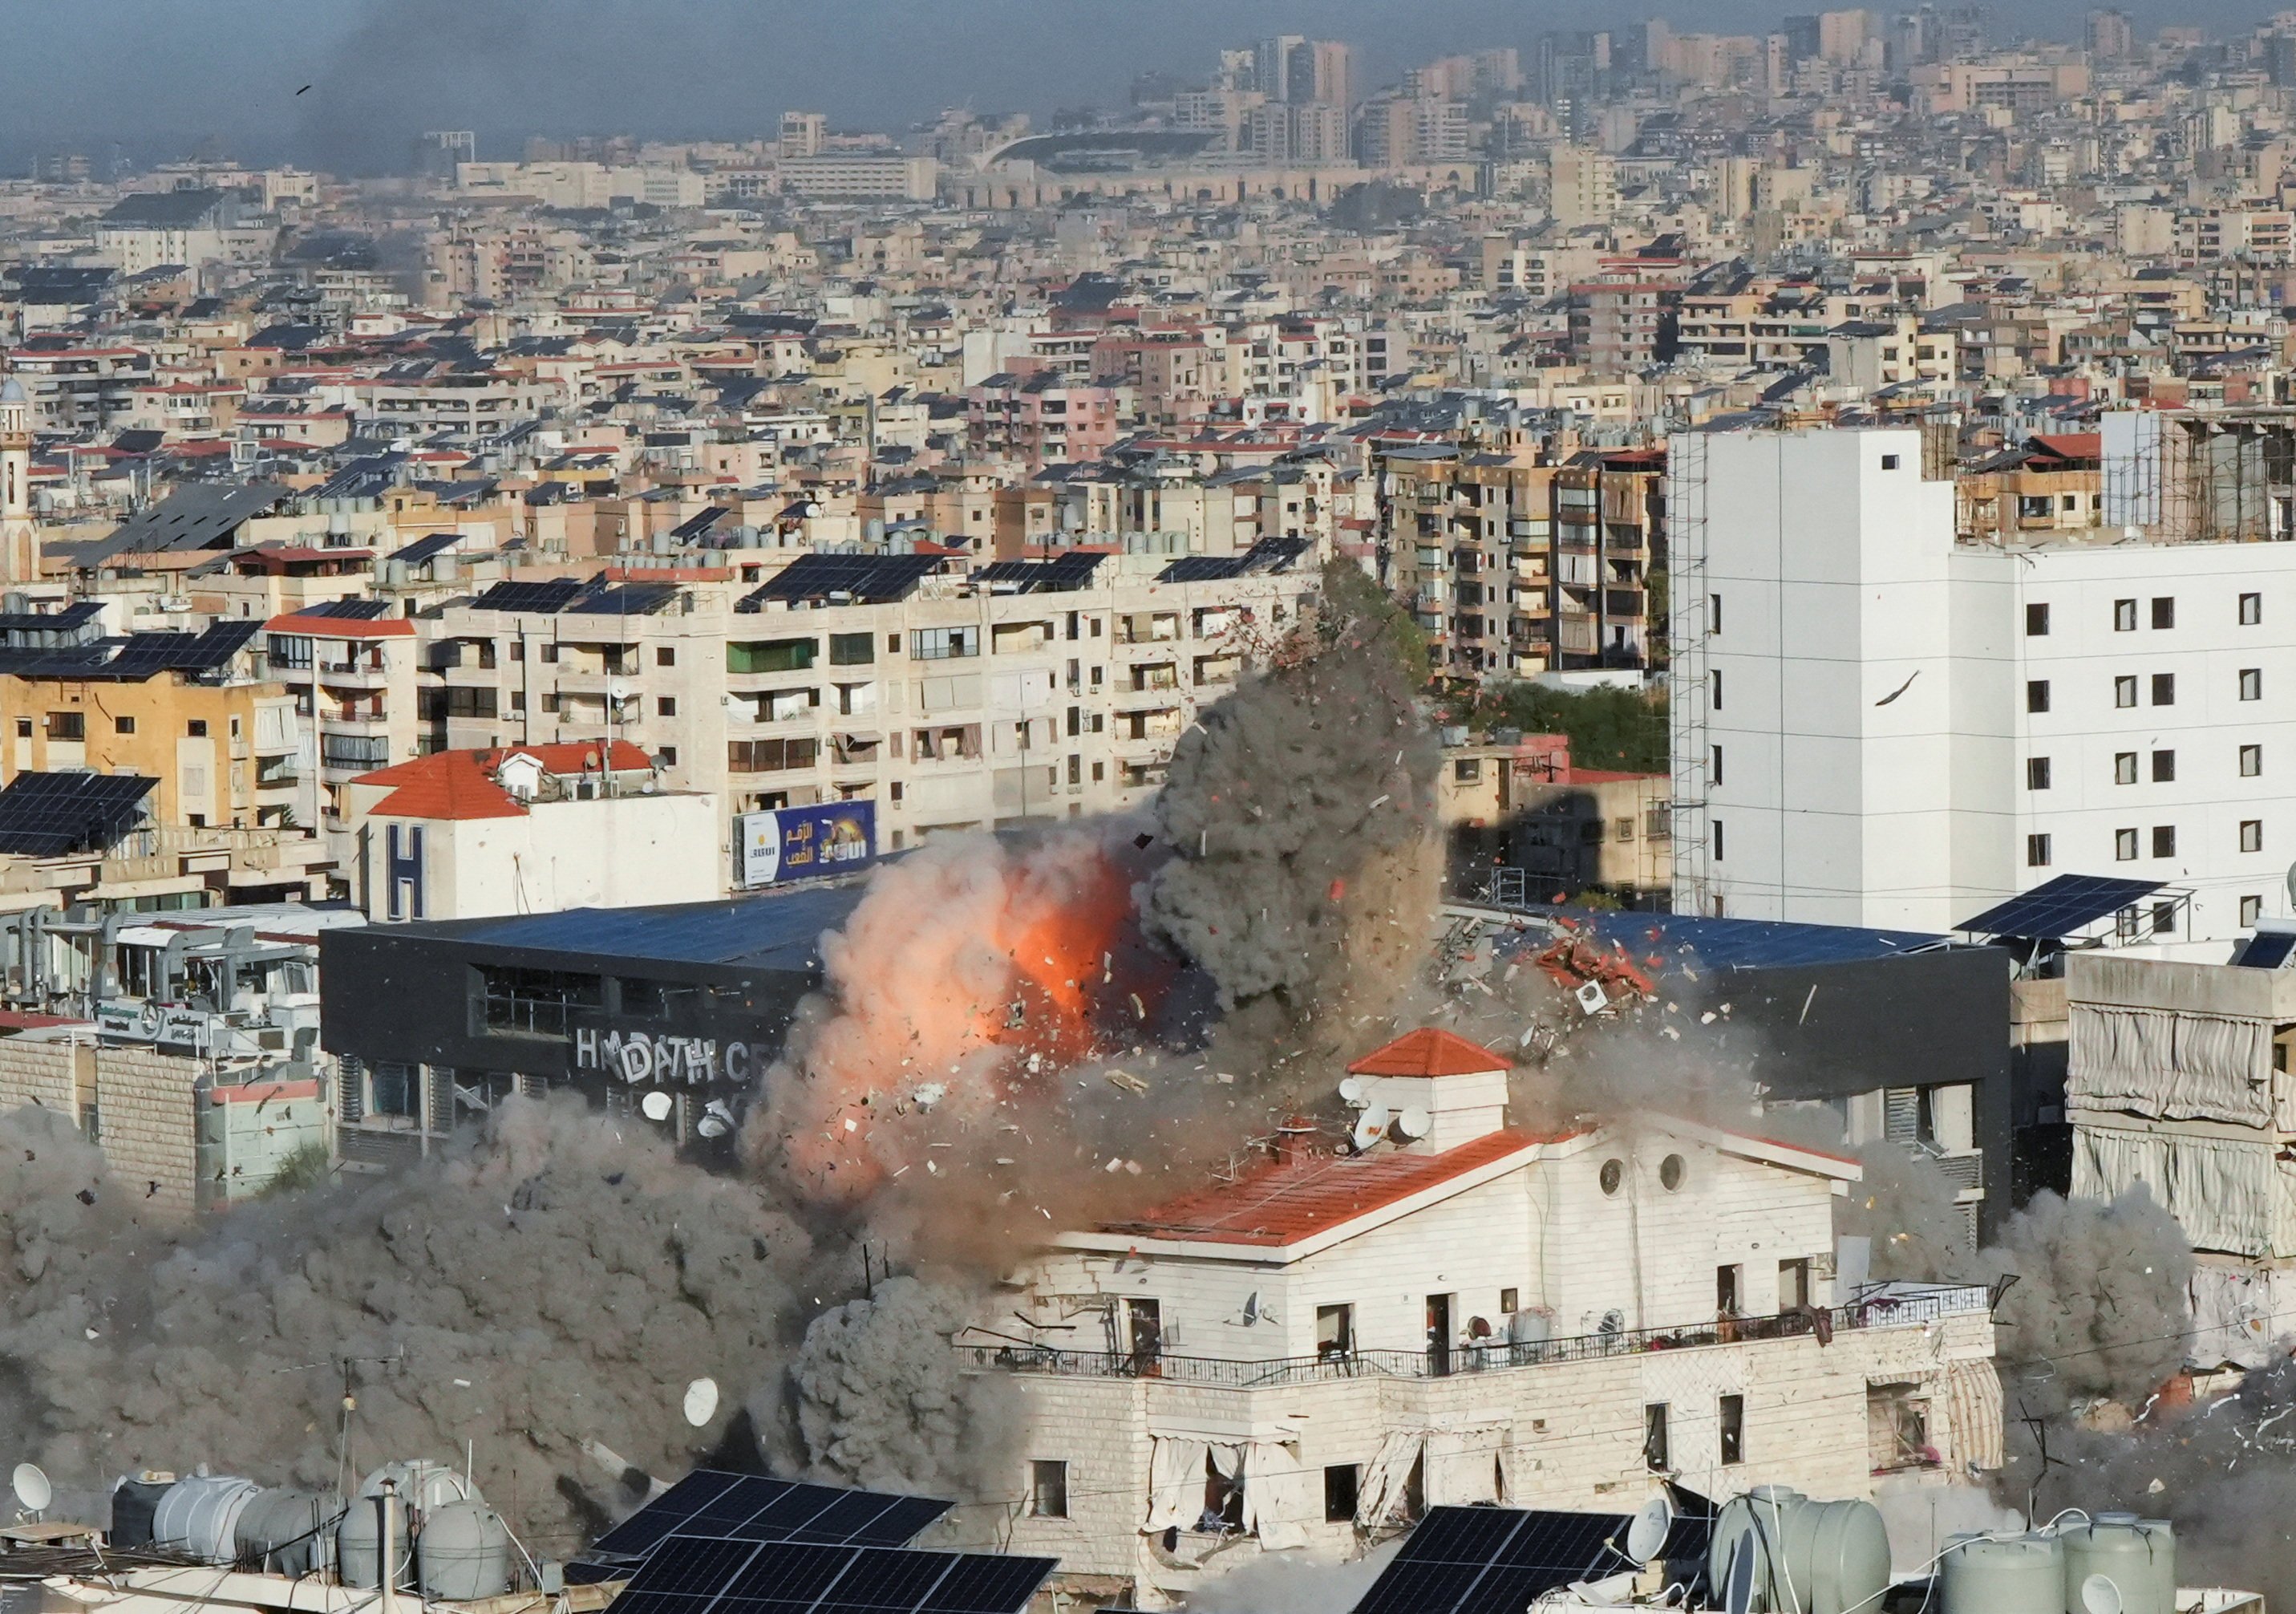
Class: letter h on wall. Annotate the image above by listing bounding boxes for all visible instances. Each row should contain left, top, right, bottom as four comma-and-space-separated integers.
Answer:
386, 823, 425, 922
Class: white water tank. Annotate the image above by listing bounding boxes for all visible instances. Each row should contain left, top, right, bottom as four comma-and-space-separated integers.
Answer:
150, 1474, 261, 1563
356, 1458, 478, 1514
1707, 1487, 1891, 1614
1939, 1531, 2063, 1614
419, 1500, 515, 1600
233, 1487, 345, 1575
336, 1490, 413, 1590
2060, 1515, 2175, 1614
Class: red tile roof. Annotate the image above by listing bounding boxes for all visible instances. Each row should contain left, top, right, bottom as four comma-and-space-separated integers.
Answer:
265, 610, 415, 638
354, 741, 654, 821
1100, 1128, 1569, 1247
1347, 1027, 1509, 1077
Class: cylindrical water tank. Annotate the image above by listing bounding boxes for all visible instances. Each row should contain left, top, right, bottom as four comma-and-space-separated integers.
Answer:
1939, 1532, 2064, 1614
356, 1458, 478, 1515
233, 1488, 346, 1576
2061, 1514, 2175, 1614
419, 1501, 515, 1601
1708, 1487, 1892, 1614
336, 1490, 414, 1590
108, 1476, 173, 1550
150, 1474, 261, 1563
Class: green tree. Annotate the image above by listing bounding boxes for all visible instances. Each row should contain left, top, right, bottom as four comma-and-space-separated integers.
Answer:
1463, 681, 1669, 773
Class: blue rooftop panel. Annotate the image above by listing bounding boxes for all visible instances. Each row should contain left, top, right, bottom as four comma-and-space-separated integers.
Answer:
1508, 908, 1946, 974
451, 882, 869, 968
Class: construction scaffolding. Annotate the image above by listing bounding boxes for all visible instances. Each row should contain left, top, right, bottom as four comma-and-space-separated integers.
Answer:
1666, 428, 1711, 917
2101, 408, 2296, 544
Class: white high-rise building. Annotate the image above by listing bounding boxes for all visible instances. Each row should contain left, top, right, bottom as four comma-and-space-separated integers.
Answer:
1673, 426, 2296, 957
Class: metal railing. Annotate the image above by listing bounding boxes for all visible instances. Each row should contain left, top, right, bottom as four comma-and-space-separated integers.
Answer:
958, 1287, 1991, 1389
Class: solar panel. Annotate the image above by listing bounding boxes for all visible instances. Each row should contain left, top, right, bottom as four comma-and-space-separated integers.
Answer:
0, 771, 157, 857
1351, 1507, 1632, 1614
1238, 534, 1310, 574
590, 1473, 953, 1560
569, 583, 680, 617
1955, 874, 2164, 938
299, 597, 393, 618
976, 554, 1107, 594
2232, 930, 2296, 969
1156, 555, 1247, 583
605, 1536, 1051, 1614
740, 554, 940, 610
470, 578, 588, 614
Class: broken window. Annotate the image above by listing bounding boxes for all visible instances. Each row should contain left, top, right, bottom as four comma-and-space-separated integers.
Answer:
1642, 1404, 1670, 1473
1719, 1394, 1745, 1466
1315, 1304, 1355, 1360
1716, 1265, 1742, 1318
1779, 1258, 1812, 1312
1867, 1382, 1933, 1471
1029, 1461, 1068, 1519
1124, 1298, 1162, 1371
1323, 1465, 1359, 1523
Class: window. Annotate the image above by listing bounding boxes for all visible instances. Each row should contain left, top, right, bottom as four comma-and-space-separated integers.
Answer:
2244, 895, 2265, 927
2116, 828, 2139, 862
2152, 900, 2177, 935
1780, 1258, 1811, 1311
1125, 1298, 1161, 1367
1716, 1264, 1742, 1317
2027, 680, 2051, 713
2114, 598, 2137, 631
2152, 825, 2177, 858
541, 643, 558, 663
369, 1062, 420, 1119
727, 738, 819, 773
1315, 1304, 1355, 1360
1453, 758, 1482, 783
2115, 752, 2138, 785
910, 626, 979, 660
2243, 744, 2264, 777
2025, 602, 2050, 636
1708, 592, 1722, 635
1881, 453, 1900, 470
2113, 675, 2136, 708
510, 641, 524, 662
2152, 673, 2175, 706
1642, 1404, 1670, 1473
442, 687, 496, 720
1711, 818, 1724, 860
1028, 1461, 1068, 1519
1658, 1154, 1686, 1190
1710, 667, 1723, 708
1719, 1394, 1745, 1466
1324, 1466, 1360, 1523
654, 646, 675, 667
656, 697, 677, 717
44, 712, 83, 740
829, 631, 876, 666
2241, 668, 2263, 701
2152, 596, 2176, 630
1869, 1384, 1930, 1472
10, 719, 23, 738
2027, 833, 2051, 869
658, 746, 678, 766
2027, 756, 2051, 790
1500, 1288, 1519, 1315
2241, 592, 2262, 625
113, 715, 136, 735
479, 966, 603, 1038
2152, 749, 2175, 782
727, 638, 816, 674
1599, 1158, 1625, 1195
1709, 744, 1723, 786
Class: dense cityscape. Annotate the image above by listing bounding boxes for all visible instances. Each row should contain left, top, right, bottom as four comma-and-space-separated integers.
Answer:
1, 4, 2295, 1612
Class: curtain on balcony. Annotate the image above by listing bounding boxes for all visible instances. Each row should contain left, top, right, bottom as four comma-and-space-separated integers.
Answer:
1242, 1442, 1314, 1551
1143, 1437, 1209, 1534
2072, 1125, 2285, 1259
1935, 1360, 2004, 1472
2067, 1006, 2273, 1127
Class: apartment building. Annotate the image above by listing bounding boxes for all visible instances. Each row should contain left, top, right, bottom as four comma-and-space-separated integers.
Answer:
260, 602, 426, 866
1676, 425, 2296, 951
407, 545, 1320, 848
962, 1028, 2000, 1608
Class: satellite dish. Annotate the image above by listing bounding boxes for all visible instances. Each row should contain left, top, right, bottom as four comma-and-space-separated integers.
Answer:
11, 1463, 50, 1516
2285, 861, 2296, 910
695, 1099, 735, 1140
1576, 980, 1610, 1016
1338, 1076, 1367, 1105
1723, 1538, 1755, 1614
639, 1090, 674, 1122
682, 1377, 719, 1429
1392, 1106, 1431, 1142
1624, 1494, 1671, 1564
1350, 1102, 1391, 1152
2081, 1575, 2125, 1614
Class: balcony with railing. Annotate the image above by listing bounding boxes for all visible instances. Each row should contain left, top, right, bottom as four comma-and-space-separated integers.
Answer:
961, 1285, 1992, 1390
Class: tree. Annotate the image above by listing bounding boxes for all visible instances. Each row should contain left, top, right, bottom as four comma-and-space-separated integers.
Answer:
1464, 680, 1668, 773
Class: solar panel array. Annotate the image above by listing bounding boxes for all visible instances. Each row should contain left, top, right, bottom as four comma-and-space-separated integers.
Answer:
590, 1473, 954, 1562
296, 598, 394, 619
569, 582, 680, 617
1351, 1506, 1632, 1614
469, 578, 589, 614
1955, 873, 2164, 938
2232, 931, 2296, 970
739, 554, 941, 610
605, 1536, 1052, 1614
0, 622, 258, 682
0, 771, 157, 857
975, 553, 1108, 594
1156, 554, 1248, 583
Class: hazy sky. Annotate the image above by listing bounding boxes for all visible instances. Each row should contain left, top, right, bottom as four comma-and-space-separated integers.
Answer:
0, 0, 2282, 176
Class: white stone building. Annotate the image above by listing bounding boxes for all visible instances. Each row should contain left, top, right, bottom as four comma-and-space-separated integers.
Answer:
1674, 425, 2296, 955
957, 1028, 2001, 1608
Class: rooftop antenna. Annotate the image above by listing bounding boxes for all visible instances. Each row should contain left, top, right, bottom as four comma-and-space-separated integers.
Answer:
11, 1462, 51, 1520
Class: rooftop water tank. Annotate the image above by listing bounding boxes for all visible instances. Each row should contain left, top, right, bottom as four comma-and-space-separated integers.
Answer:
419, 1500, 515, 1601
356, 1458, 478, 1515
1707, 1487, 1891, 1614
336, 1490, 413, 1590
2061, 1514, 2175, 1614
233, 1487, 345, 1577
1939, 1531, 2063, 1614
107, 1475, 174, 1550
150, 1474, 261, 1564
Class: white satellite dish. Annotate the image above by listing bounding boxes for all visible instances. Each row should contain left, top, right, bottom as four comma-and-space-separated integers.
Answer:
682, 1377, 719, 1429
2285, 860, 2296, 910
695, 1099, 735, 1140
1338, 1076, 1367, 1105
1623, 1494, 1671, 1564
1576, 980, 1610, 1016
639, 1090, 674, 1122
11, 1463, 50, 1516
2081, 1575, 2125, 1614
1350, 1102, 1391, 1152
1392, 1106, 1431, 1142
1722, 1538, 1755, 1614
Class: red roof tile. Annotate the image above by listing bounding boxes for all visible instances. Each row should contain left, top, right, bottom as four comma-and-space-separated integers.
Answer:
265, 610, 415, 637
1347, 1027, 1509, 1077
355, 741, 654, 820
1100, 1128, 1569, 1247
